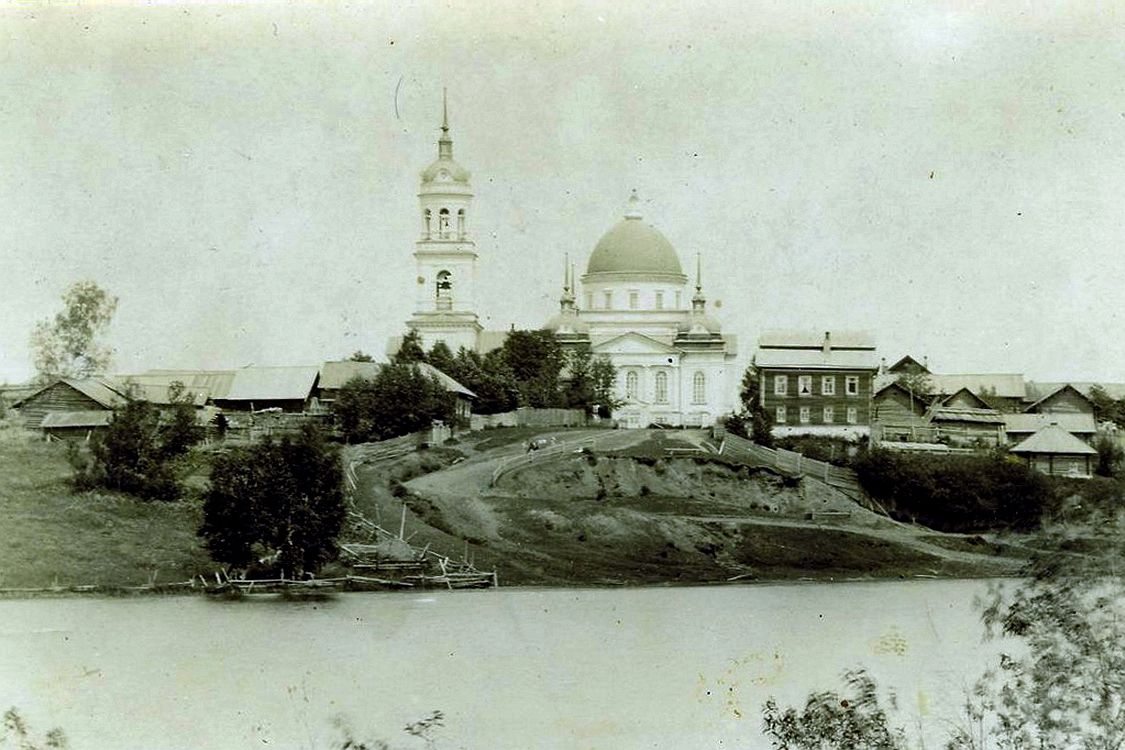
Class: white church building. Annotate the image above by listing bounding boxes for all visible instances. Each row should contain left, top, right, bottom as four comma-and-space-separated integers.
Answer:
404, 96, 737, 427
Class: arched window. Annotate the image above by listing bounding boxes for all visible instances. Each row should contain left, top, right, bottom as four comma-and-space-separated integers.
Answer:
423, 209, 432, 238
438, 208, 451, 238
655, 371, 668, 404
692, 371, 706, 404
457, 208, 466, 238
436, 270, 452, 300
625, 371, 638, 400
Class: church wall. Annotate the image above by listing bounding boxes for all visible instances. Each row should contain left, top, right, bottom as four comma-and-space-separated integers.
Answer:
580, 279, 688, 313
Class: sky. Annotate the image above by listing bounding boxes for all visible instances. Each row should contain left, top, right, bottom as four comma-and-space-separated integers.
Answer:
1, 0, 1124, 384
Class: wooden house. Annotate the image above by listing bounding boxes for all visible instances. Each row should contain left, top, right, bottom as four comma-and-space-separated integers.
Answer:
929, 373, 1028, 412
12, 378, 129, 430
872, 381, 932, 442
318, 360, 477, 422
1023, 384, 1094, 415
755, 330, 878, 438
1010, 424, 1097, 478
927, 406, 1006, 447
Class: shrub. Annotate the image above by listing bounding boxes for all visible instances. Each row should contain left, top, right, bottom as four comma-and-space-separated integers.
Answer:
852, 449, 1049, 532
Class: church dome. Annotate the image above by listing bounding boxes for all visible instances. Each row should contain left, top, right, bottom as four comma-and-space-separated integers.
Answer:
585, 195, 684, 279
421, 157, 471, 185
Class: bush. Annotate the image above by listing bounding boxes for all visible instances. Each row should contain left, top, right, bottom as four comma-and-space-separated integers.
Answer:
775, 435, 861, 467
199, 425, 345, 577
853, 449, 1049, 532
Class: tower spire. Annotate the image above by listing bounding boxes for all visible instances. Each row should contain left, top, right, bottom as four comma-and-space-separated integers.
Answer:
692, 252, 707, 311
438, 87, 453, 159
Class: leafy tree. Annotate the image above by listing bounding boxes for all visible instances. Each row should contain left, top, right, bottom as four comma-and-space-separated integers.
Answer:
30, 281, 118, 382
425, 341, 456, 375
72, 396, 201, 501
501, 329, 566, 408
894, 371, 934, 413
1088, 385, 1124, 428
332, 364, 454, 442
348, 350, 375, 362
1093, 433, 1124, 478
726, 366, 774, 447
561, 346, 618, 416
448, 347, 518, 415
159, 382, 203, 459
393, 330, 426, 365
1, 707, 67, 749
199, 425, 345, 577
761, 670, 907, 750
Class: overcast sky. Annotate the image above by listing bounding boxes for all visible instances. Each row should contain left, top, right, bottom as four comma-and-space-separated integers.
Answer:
2, 1, 1123, 384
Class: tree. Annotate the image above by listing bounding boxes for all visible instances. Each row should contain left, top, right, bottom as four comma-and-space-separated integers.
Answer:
448, 347, 518, 415
1093, 433, 1124, 478
761, 670, 907, 750
561, 346, 618, 416
500, 329, 566, 408
1, 707, 67, 750
348, 350, 374, 362
331, 364, 455, 443
895, 371, 934, 414
1088, 385, 1124, 428
727, 366, 774, 447
393, 330, 426, 365
72, 395, 201, 501
199, 425, 345, 577
30, 281, 118, 382
425, 341, 456, 375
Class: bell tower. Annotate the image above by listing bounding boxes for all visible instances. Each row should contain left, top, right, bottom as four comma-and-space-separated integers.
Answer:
406, 89, 482, 353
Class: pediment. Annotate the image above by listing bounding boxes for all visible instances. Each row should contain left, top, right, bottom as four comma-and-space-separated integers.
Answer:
592, 332, 679, 355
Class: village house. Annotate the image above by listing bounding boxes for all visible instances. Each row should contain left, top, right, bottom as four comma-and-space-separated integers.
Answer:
1010, 424, 1098, 478
11, 378, 130, 433
755, 331, 878, 439
317, 360, 476, 423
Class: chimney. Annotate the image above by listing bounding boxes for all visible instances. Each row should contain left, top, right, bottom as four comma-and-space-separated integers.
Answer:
823, 331, 832, 354
880, 356, 887, 374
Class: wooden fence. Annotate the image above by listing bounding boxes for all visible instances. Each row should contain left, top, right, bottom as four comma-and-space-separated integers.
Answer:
718, 432, 863, 495
471, 407, 588, 430
490, 437, 598, 487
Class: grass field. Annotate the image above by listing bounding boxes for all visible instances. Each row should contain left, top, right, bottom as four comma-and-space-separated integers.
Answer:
0, 433, 213, 589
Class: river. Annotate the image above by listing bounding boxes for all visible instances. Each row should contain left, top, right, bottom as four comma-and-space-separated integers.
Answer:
0, 580, 1012, 749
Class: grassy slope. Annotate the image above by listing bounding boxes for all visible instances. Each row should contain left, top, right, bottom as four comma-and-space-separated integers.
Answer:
0, 435, 212, 589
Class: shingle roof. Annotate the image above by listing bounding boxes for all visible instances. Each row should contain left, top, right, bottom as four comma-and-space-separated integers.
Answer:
131, 370, 237, 400
755, 348, 878, 370
318, 361, 380, 391
1026, 381, 1125, 402
416, 362, 476, 399
1003, 413, 1097, 435
929, 373, 1027, 400
930, 406, 1006, 424
13, 378, 130, 410
1010, 425, 1098, 455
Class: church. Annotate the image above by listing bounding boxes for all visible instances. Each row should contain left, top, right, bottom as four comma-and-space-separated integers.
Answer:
404, 96, 737, 428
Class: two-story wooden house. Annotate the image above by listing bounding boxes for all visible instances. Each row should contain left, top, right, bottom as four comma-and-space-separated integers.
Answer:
754, 330, 878, 439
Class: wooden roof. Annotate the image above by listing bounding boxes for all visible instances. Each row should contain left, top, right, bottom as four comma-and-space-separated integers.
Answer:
1010, 425, 1098, 455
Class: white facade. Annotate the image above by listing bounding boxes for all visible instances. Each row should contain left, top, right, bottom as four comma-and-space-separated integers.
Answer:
406, 93, 483, 353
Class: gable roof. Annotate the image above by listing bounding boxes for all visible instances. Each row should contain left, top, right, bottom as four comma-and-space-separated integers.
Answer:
1003, 412, 1097, 435
220, 366, 320, 402
1010, 424, 1098, 455
758, 330, 875, 350
887, 355, 929, 374
129, 370, 237, 401
416, 362, 477, 399
940, 387, 992, 409
755, 347, 878, 370
929, 373, 1027, 400
1026, 381, 1125, 402
318, 360, 476, 399
1024, 384, 1093, 412
592, 331, 680, 355
13, 378, 130, 410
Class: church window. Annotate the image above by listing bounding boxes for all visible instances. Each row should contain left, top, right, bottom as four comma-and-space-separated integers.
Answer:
629, 291, 638, 309
823, 406, 834, 423
603, 291, 612, 309
798, 375, 812, 396
625, 371, 638, 400
655, 291, 664, 309
457, 208, 466, 238
774, 375, 788, 396
436, 270, 453, 299
654, 371, 668, 404
799, 406, 811, 424
438, 208, 451, 238
692, 371, 706, 404
423, 209, 432, 238
776, 405, 787, 423
846, 376, 860, 396
846, 407, 858, 424
822, 376, 836, 396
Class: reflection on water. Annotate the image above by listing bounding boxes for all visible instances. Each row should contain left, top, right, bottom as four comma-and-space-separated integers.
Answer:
0, 581, 1009, 749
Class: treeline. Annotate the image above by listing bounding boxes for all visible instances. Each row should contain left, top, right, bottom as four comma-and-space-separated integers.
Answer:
393, 329, 616, 416
853, 449, 1049, 532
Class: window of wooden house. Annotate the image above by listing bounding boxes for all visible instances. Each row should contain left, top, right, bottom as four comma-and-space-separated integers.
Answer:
846, 375, 860, 396
823, 406, 834, 423
846, 406, 858, 424
798, 375, 813, 397
799, 406, 811, 424
776, 405, 787, 423
774, 375, 788, 396
822, 376, 836, 396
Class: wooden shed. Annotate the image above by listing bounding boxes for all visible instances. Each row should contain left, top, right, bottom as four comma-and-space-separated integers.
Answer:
40, 410, 114, 442
12, 378, 128, 430
1010, 424, 1097, 478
